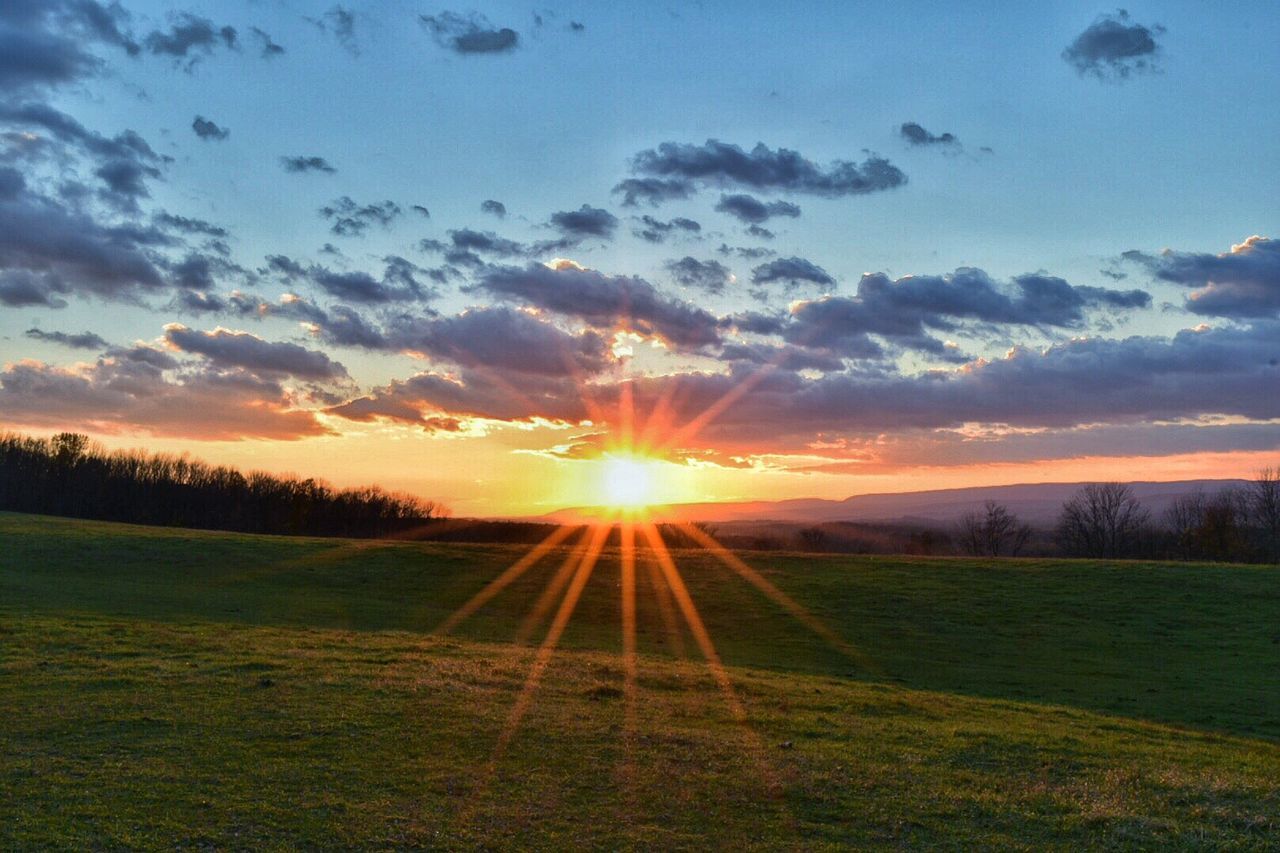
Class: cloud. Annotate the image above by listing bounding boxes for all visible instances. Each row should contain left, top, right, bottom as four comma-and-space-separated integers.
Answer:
1125, 235, 1280, 318
250, 27, 285, 58
24, 328, 107, 350
328, 368, 586, 428
666, 257, 731, 294
715, 193, 801, 225
143, 13, 238, 66
548, 205, 618, 240
0, 355, 331, 440
281, 155, 336, 174
309, 6, 358, 55
481, 199, 506, 217
419, 228, 529, 264
751, 256, 835, 290
419, 11, 518, 54
611, 177, 696, 207
0, 101, 166, 209
0, 270, 69, 307
784, 267, 1151, 357
319, 196, 401, 236
634, 215, 701, 243
627, 139, 906, 198
411, 204, 431, 218
191, 115, 228, 141
382, 307, 614, 376
267, 255, 434, 304
0, 0, 138, 94
1063, 10, 1164, 80
153, 212, 228, 239
0, 178, 169, 303
163, 324, 349, 380
717, 243, 776, 260
899, 122, 958, 147
475, 261, 722, 349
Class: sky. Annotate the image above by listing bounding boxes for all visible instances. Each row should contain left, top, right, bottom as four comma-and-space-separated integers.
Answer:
1, 0, 1278, 516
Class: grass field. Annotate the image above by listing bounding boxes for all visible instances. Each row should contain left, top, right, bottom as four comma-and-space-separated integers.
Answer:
3, 512, 1278, 848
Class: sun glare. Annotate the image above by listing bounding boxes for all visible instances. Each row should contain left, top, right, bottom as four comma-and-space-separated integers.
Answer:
601, 454, 655, 510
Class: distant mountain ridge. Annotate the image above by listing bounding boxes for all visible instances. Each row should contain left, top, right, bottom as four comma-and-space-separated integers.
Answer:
541, 479, 1251, 526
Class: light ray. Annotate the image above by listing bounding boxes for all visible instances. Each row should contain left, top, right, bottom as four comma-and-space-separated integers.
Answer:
641, 546, 686, 659
514, 523, 605, 645
433, 522, 580, 635
676, 522, 874, 670
640, 522, 783, 797
488, 519, 611, 758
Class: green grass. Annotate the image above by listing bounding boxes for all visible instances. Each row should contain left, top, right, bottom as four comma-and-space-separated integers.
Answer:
3, 512, 1279, 848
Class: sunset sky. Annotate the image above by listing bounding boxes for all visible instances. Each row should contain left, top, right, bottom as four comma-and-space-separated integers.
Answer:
1, 1, 1278, 516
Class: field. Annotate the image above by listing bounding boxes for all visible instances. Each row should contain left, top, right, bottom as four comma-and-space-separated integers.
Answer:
2, 512, 1278, 849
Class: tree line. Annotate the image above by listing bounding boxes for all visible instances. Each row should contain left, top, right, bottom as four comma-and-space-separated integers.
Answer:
0, 432, 446, 538
957, 471, 1280, 563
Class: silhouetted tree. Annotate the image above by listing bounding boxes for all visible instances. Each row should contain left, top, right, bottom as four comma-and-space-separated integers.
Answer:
797, 526, 828, 551
1249, 467, 1280, 563
958, 501, 1032, 557
0, 432, 445, 538
1056, 482, 1149, 558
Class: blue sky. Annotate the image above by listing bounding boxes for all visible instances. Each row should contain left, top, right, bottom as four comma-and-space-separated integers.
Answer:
2, 1, 1278, 514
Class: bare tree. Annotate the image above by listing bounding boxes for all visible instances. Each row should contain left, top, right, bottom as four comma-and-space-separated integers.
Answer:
1249, 466, 1280, 563
958, 501, 1033, 557
1056, 482, 1150, 558
797, 526, 828, 552
1164, 490, 1207, 560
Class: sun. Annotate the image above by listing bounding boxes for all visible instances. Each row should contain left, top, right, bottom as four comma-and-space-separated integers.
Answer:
601, 454, 655, 511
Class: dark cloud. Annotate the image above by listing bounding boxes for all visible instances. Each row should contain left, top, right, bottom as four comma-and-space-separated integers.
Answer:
420, 228, 528, 263
0, 101, 166, 209
628, 139, 906, 198
784, 268, 1152, 358
0, 354, 331, 440
309, 6, 358, 55
163, 324, 349, 380
381, 307, 614, 376
419, 11, 519, 54
319, 196, 401, 236
281, 155, 336, 174
634, 215, 701, 243
751, 256, 835, 290
475, 261, 722, 349
714, 193, 801, 225
250, 27, 285, 58
666, 257, 731, 294
569, 21, 585, 32
411, 204, 431, 218
481, 199, 506, 217
455, 323, 1280, 447
0, 270, 69, 307
899, 122, 958, 147
717, 341, 845, 374
0, 0, 138, 94
611, 177, 695, 208
1125, 235, 1280, 318
548, 204, 618, 240
746, 224, 774, 240
0, 179, 168, 303
153, 212, 228, 239
717, 243, 776, 260
143, 13, 238, 66
191, 115, 228, 141
267, 255, 434, 304
24, 328, 107, 350
329, 368, 586, 428
1063, 10, 1164, 80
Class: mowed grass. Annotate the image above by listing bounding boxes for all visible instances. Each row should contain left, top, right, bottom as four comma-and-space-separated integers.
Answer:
2, 512, 1279, 848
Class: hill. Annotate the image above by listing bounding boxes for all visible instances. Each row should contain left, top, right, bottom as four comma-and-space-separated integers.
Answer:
544, 478, 1250, 526
2, 513, 1278, 848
